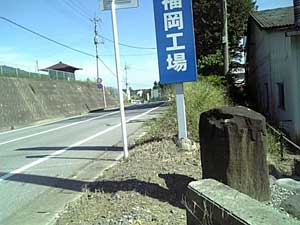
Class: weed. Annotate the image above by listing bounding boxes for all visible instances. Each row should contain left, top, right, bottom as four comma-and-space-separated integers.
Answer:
144, 77, 230, 142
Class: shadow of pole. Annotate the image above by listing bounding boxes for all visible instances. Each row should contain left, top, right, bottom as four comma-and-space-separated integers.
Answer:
15, 146, 123, 152
0, 172, 195, 209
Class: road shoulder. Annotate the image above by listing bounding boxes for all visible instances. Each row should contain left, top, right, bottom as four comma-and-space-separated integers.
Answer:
54, 124, 201, 225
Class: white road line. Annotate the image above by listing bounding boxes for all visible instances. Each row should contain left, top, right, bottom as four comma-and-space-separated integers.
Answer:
0, 105, 137, 136
0, 113, 87, 136
0, 105, 161, 182
0, 111, 119, 146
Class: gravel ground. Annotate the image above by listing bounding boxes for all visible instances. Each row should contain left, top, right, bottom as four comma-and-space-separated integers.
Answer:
267, 181, 298, 219
54, 128, 299, 224
55, 134, 201, 225
270, 184, 296, 209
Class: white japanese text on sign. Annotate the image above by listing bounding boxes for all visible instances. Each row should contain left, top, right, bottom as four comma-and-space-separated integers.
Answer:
153, 0, 197, 84
162, 0, 187, 72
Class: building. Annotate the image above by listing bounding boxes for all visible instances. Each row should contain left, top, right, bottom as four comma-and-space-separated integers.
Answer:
42, 61, 81, 81
246, 1, 300, 142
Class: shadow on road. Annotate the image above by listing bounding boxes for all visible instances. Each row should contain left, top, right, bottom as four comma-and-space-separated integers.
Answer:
0, 172, 195, 209
15, 146, 123, 152
25, 155, 120, 161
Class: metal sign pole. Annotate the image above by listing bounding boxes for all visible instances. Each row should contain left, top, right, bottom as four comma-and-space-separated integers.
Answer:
111, 0, 129, 159
176, 83, 187, 139
153, 0, 197, 141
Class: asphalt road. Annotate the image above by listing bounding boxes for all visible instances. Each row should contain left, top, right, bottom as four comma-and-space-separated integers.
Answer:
0, 102, 166, 225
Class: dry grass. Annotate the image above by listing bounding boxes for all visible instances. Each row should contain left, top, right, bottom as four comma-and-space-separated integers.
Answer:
55, 138, 201, 225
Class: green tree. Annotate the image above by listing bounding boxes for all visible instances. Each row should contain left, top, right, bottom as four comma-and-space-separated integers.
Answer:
192, 0, 255, 75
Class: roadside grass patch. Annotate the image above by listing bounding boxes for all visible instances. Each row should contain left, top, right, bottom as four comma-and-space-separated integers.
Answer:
143, 77, 231, 142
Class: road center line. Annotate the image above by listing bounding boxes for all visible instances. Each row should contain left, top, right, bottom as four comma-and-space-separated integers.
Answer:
0, 105, 161, 182
0, 111, 119, 146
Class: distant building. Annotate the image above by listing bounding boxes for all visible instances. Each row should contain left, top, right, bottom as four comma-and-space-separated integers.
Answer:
127, 88, 152, 103
42, 61, 81, 80
246, 2, 300, 142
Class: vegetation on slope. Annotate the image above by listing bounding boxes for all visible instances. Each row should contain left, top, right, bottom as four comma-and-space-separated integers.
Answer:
146, 76, 230, 142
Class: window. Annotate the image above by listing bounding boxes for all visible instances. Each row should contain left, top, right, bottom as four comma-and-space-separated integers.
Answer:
277, 83, 285, 110
264, 83, 269, 111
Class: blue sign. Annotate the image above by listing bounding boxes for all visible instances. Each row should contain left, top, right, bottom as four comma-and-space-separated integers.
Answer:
96, 78, 103, 89
153, 0, 197, 84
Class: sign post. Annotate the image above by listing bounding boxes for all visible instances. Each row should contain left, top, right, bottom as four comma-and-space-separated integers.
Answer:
100, 0, 139, 158
176, 83, 187, 138
153, 0, 197, 139
111, 0, 128, 159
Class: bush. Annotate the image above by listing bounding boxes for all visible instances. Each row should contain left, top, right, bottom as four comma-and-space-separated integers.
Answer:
197, 50, 223, 76
145, 77, 230, 142
184, 78, 231, 140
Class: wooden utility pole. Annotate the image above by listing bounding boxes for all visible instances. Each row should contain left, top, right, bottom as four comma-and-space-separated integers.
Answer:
222, 0, 230, 76
124, 64, 131, 101
93, 16, 107, 108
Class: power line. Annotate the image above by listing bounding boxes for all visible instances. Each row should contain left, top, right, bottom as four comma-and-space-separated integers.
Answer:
61, 0, 92, 21
43, 0, 156, 50
0, 16, 117, 78
99, 35, 157, 50
69, 0, 92, 18
100, 53, 157, 57
42, 0, 155, 51
0, 16, 155, 77
98, 58, 117, 77
43, 0, 91, 28
0, 16, 94, 57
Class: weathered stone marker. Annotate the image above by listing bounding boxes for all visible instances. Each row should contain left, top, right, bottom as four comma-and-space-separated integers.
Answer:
199, 106, 270, 201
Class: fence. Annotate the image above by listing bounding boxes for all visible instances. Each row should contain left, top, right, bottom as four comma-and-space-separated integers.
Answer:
267, 123, 300, 159
0, 65, 75, 81
46, 69, 75, 81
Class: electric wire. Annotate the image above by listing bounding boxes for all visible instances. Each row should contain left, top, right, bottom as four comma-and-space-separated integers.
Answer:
0, 15, 156, 78
99, 35, 157, 50
43, 0, 91, 28
44, 0, 156, 50
61, 0, 92, 21
0, 16, 117, 77
100, 53, 157, 57
68, 0, 92, 18
0, 16, 94, 57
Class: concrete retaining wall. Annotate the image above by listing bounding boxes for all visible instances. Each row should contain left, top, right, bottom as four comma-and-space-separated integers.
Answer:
0, 77, 117, 131
185, 179, 300, 225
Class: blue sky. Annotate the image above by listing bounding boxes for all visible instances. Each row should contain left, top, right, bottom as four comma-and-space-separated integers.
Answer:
257, 0, 293, 10
0, 0, 294, 89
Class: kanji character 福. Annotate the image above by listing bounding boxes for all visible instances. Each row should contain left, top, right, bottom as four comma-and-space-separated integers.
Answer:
161, 0, 182, 11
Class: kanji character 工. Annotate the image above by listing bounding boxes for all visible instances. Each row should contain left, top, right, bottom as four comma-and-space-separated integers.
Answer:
164, 11, 184, 31
167, 53, 187, 72
166, 33, 185, 51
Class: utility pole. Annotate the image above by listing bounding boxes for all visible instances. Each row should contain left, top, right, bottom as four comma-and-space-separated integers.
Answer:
35, 60, 39, 73
93, 16, 107, 108
222, 0, 230, 76
124, 64, 131, 102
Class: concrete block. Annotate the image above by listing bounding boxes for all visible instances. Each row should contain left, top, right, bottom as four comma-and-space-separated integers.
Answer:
185, 179, 300, 225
